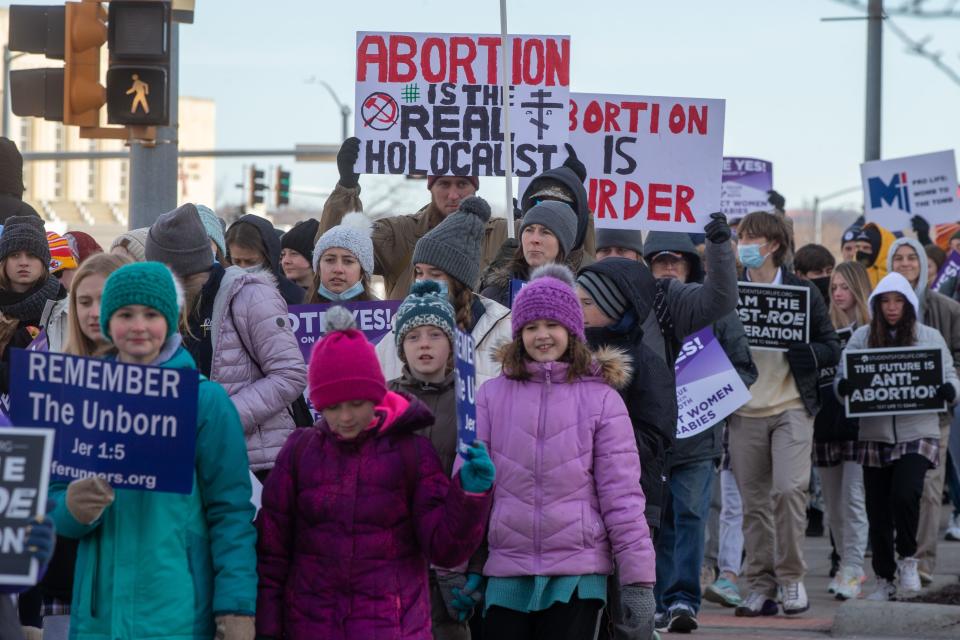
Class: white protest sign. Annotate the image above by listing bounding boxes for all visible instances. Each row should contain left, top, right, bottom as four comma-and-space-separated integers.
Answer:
861, 150, 959, 231
354, 32, 570, 177
568, 92, 725, 233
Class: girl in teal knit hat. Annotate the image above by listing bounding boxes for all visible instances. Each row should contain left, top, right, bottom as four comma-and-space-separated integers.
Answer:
48, 261, 259, 640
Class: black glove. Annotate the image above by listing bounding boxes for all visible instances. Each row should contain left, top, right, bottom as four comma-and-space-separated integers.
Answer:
937, 383, 956, 403
836, 378, 852, 397
911, 215, 932, 246
786, 343, 817, 373
337, 137, 361, 188
563, 143, 587, 183
767, 189, 786, 212
704, 212, 731, 244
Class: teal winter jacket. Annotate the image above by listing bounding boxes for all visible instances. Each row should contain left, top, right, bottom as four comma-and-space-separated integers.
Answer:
49, 346, 257, 640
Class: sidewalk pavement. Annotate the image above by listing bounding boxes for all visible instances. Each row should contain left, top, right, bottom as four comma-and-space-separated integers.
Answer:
689, 505, 960, 639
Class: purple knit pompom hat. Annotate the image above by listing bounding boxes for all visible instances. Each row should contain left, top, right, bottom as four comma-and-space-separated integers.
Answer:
511, 264, 585, 341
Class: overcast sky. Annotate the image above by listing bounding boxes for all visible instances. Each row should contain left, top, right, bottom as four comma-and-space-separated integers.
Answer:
12, 0, 960, 215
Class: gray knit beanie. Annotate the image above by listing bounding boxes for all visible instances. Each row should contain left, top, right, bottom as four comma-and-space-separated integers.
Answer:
576, 270, 629, 321
110, 228, 149, 262
519, 200, 578, 256
412, 196, 491, 289
145, 203, 214, 277
596, 228, 644, 256
312, 212, 374, 275
0, 215, 49, 265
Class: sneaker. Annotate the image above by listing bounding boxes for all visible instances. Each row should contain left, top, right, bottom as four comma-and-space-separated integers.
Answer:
865, 578, 897, 601
833, 566, 865, 601
704, 574, 742, 607
945, 514, 960, 541
827, 573, 840, 594
781, 582, 809, 615
700, 564, 717, 592
734, 591, 778, 617
654, 612, 669, 631
897, 557, 921, 594
666, 603, 699, 633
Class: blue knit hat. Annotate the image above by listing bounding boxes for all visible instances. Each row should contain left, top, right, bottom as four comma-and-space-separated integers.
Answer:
394, 279, 456, 359
196, 204, 227, 258
100, 262, 182, 340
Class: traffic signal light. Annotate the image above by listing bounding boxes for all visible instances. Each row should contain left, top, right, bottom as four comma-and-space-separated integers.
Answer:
63, 1, 107, 126
275, 167, 291, 207
7, 5, 66, 121
106, 1, 172, 126
249, 166, 266, 208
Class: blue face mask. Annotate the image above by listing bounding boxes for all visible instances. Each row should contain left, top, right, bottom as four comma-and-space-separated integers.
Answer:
738, 243, 767, 269
318, 280, 364, 302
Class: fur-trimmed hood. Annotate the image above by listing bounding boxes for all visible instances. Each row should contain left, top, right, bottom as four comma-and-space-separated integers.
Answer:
494, 343, 633, 389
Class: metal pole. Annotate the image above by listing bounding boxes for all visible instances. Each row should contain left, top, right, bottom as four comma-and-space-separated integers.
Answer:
2, 46, 10, 140
500, 0, 515, 238
864, 0, 883, 162
813, 197, 822, 245
128, 24, 180, 230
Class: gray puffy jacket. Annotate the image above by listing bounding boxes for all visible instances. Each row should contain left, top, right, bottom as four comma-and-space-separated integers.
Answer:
210, 266, 308, 471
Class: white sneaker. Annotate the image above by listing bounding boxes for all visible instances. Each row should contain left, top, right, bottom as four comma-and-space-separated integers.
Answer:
781, 581, 809, 615
865, 578, 897, 601
897, 556, 921, 594
827, 573, 841, 594
834, 566, 864, 600
945, 513, 960, 541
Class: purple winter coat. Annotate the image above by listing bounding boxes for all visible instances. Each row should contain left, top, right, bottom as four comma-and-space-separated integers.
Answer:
477, 347, 656, 585
256, 391, 492, 640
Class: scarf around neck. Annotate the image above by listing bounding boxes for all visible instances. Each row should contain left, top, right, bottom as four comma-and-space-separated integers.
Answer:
0, 275, 63, 322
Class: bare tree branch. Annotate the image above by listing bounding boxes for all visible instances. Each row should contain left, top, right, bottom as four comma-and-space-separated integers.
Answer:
834, 0, 960, 17
830, 0, 960, 87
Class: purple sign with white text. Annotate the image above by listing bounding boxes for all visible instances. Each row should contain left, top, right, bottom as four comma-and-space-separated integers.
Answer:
721, 157, 773, 219
288, 301, 401, 362
674, 326, 752, 439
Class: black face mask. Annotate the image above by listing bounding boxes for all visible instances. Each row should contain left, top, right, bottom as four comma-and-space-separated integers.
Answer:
856, 250, 874, 267
810, 276, 831, 302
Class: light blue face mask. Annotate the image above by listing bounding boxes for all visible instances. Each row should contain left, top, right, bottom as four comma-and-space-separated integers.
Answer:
737, 243, 767, 269
318, 280, 365, 302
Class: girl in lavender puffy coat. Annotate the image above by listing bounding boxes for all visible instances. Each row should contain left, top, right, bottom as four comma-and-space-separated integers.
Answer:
256, 307, 495, 640
467, 265, 656, 640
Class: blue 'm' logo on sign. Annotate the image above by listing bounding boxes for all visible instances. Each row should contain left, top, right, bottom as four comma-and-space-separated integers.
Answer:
868, 172, 911, 212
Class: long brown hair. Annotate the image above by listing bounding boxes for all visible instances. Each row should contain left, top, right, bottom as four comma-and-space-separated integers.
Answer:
868, 293, 917, 348
65, 253, 130, 357
447, 278, 475, 331
500, 332, 593, 382
829, 262, 872, 329
225, 221, 270, 267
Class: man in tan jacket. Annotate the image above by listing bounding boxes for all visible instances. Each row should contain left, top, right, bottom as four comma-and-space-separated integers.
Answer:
318, 138, 595, 300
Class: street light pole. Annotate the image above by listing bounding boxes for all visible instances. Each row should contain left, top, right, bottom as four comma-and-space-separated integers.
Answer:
812, 185, 862, 244
306, 77, 351, 142
2, 46, 27, 140
864, 0, 883, 162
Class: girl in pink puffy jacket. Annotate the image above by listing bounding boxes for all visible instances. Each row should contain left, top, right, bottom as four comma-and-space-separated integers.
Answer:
466, 264, 656, 640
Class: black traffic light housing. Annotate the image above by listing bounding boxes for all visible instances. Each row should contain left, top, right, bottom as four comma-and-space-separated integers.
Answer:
106, 0, 172, 126
249, 166, 266, 208
7, 5, 66, 121
275, 167, 291, 207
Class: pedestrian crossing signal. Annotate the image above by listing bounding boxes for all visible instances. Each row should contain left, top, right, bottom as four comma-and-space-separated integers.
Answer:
106, 1, 171, 126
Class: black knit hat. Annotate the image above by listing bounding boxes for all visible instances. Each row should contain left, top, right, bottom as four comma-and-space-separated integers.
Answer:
0, 215, 49, 265
281, 219, 320, 265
